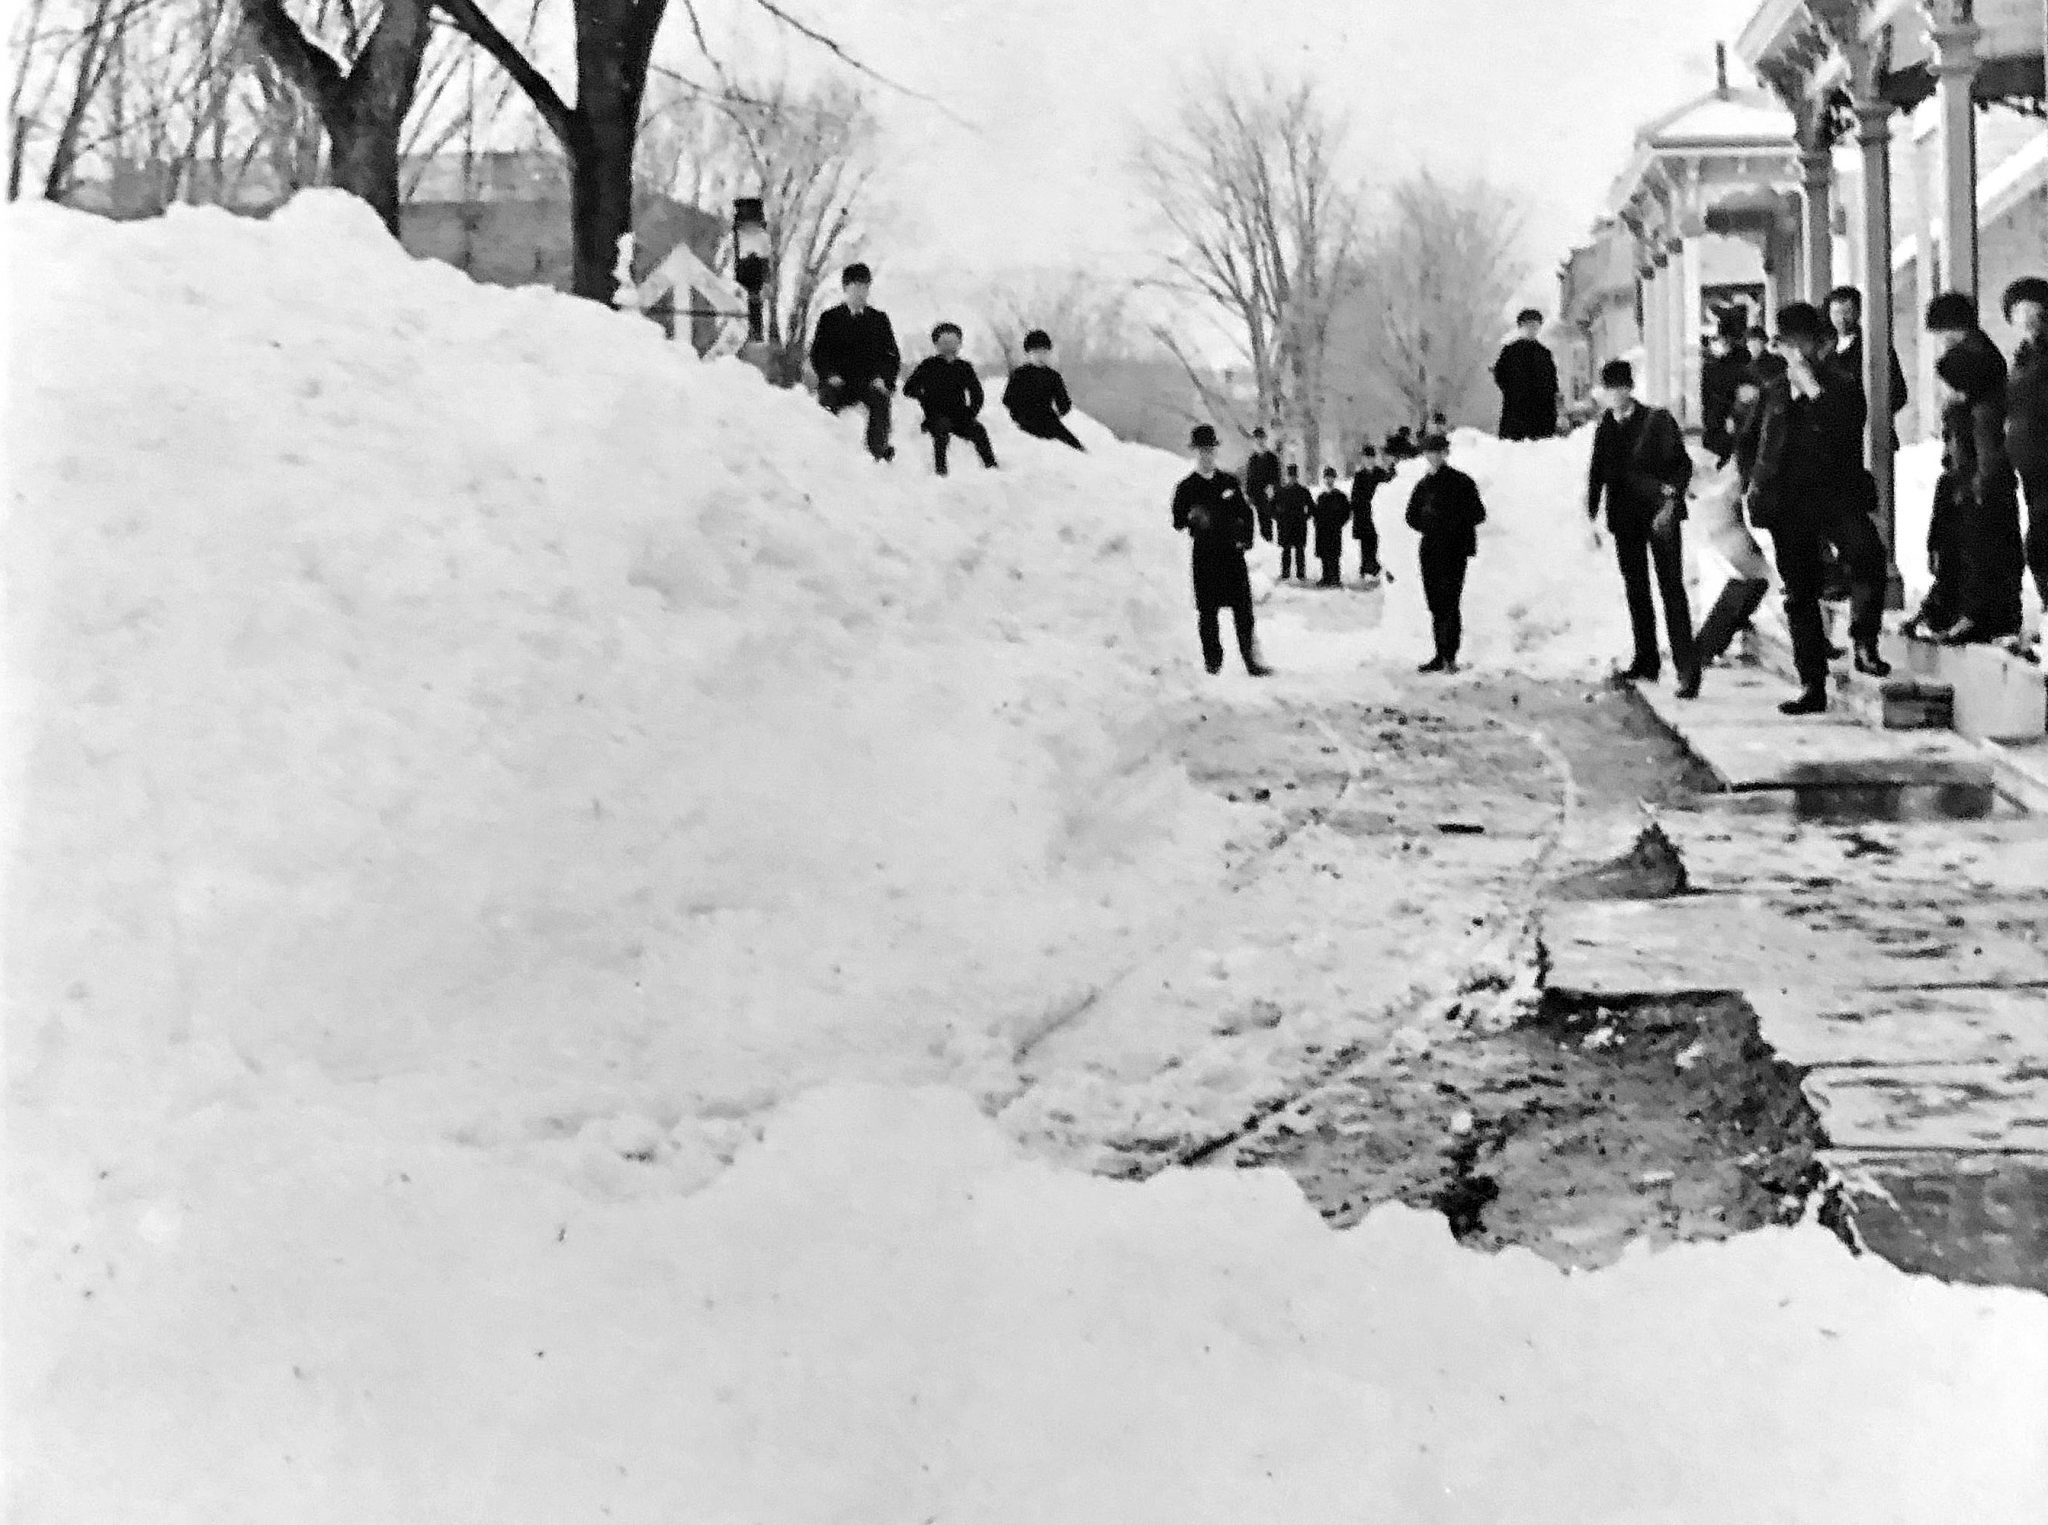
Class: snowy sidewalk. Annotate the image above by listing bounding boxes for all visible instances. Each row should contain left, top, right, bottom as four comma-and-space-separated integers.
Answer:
1538, 654, 2048, 1284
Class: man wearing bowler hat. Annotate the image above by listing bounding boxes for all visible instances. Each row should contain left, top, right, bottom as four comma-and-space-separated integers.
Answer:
1172, 424, 1271, 676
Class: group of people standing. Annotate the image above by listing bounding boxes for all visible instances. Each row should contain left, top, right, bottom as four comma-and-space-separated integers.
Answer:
806, 262, 1086, 475
1676, 279, 2047, 714
1242, 431, 1399, 588
805, 258, 2044, 705
1171, 424, 1488, 677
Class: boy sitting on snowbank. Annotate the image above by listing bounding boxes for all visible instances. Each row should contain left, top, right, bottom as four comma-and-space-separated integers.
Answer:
903, 323, 998, 477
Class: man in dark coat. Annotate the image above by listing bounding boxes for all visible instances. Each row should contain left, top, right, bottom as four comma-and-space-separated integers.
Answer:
1909, 291, 2025, 646
1825, 286, 1910, 448
1243, 427, 1282, 541
1172, 424, 1270, 676
1405, 432, 1487, 672
902, 322, 997, 476
1493, 310, 1559, 442
1350, 446, 1396, 581
810, 262, 901, 461
1313, 467, 1351, 586
1745, 303, 1891, 713
2002, 276, 2048, 628
1587, 360, 1700, 698
1274, 463, 1315, 580
1001, 329, 1084, 450
1700, 313, 1751, 465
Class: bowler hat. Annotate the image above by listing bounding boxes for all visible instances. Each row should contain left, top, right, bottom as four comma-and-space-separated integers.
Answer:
1022, 328, 1053, 351
1189, 424, 1219, 448
842, 261, 873, 286
1599, 359, 1635, 389
931, 321, 962, 342
1516, 308, 1544, 326
1420, 432, 1451, 453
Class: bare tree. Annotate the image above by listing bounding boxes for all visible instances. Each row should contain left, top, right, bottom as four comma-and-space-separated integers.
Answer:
242, 0, 434, 232
1353, 170, 1527, 429
638, 71, 883, 383
978, 267, 1133, 373
1131, 69, 1366, 465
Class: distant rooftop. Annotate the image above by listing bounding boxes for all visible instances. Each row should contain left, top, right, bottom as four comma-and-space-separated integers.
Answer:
1636, 88, 1795, 150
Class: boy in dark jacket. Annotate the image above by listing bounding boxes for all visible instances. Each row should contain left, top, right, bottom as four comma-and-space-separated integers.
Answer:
1173, 424, 1271, 676
1405, 433, 1487, 672
1910, 290, 2025, 646
2003, 276, 2048, 628
902, 322, 998, 476
1745, 302, 1890, 712
1243, 428, 1282, 541
1274, 464, 1315, 580
1586, 359, 1700, 698
1001, 329, 1084, 451
1350, 446, 1396, 581
1313, 467, 1352, 586
810, 262, 901, 461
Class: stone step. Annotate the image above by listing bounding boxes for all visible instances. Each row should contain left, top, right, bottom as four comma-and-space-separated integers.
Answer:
1739, 603, 2047, 744
1634, 672, 1996, 791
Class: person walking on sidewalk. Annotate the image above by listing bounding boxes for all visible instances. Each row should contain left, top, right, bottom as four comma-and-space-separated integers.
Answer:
903, 323, 999, 477
810, 262, 901, 462
1745, 302, 1891, 714
1405, 432, 1486, 673
1494, 310, 1559, 442
2002, 275, 2048, 644
1909, 291, 2026, 647
1171, 424, 1270, 676
1313, 467, 1351, 587
1243, 427, 1282, 542
1275, 463, 1314, 581
1001, 330, 1085, 450
1350, 445, 1395, 582
1586, 360, 1700, 699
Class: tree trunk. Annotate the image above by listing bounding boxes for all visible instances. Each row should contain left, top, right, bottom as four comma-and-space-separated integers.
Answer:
566, 0, 663, 303
325, 102, 405, 233
246, 0, 429, 237
565, 112, 637, 302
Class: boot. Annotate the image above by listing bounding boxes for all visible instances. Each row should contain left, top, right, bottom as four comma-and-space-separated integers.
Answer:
1417, 656, 1449, 674
1852, 641, 1891, 678
1778, 686, 1828, 716
1674, 669, 1701, 700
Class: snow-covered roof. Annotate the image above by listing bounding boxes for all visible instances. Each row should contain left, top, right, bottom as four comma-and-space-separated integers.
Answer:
1637, 89, 1795, 150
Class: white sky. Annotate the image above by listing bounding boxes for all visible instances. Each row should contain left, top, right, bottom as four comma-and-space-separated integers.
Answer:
683, 0, 1764, 326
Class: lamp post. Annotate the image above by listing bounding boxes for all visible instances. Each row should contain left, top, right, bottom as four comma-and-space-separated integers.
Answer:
732, 196, 770, 353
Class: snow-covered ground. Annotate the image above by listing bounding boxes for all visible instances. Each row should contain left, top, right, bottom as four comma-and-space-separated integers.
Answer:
7, 195, 2045, 1522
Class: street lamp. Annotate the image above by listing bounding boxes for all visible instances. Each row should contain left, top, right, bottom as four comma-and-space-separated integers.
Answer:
732, 196, 770, 344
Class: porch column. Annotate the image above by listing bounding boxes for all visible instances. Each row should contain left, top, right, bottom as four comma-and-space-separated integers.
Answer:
1928, 8, 1982, 297
1678, 234, 1705, 429
1856, 93, 1902, 598
1641, 259, 1664, 401
1800, 146, 1835, 303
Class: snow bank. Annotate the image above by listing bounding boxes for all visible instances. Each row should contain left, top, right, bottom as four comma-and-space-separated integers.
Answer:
14, 1085, 2046, 1523
10, 197, 2046, 1523
3, 193, 1243, 1161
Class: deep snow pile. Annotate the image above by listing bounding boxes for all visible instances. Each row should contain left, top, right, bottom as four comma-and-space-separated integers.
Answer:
3, 193, 1244, 1169
15, 1085, 2048, 1523
9, 198, 2048, 1523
